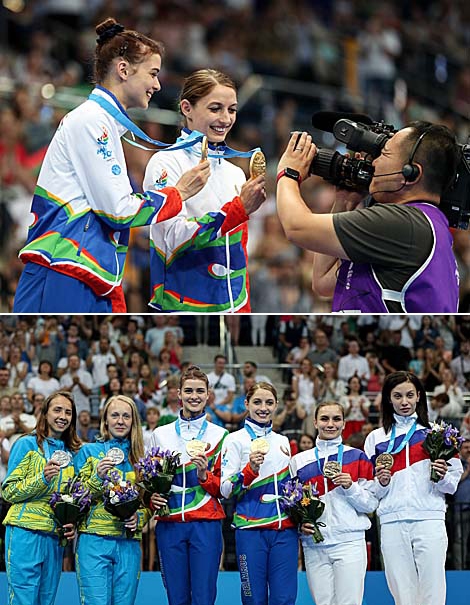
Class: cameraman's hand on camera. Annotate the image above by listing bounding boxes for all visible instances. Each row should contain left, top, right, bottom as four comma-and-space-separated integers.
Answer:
240, 175, 266, 215
278, 132, 316, 182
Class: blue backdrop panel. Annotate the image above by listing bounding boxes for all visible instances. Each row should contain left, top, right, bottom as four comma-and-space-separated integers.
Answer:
0, 571, 468, 604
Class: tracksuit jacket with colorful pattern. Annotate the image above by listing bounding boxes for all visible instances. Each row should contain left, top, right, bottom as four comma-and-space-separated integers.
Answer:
220, 419, 295, 530
149, 412, 227, 522
364, 413, 462, 524
143, 130, 251, 312
2, 434, 76, 535
74, 438, 151, 539
291, 436, 378, 545
18, 86, 183, 309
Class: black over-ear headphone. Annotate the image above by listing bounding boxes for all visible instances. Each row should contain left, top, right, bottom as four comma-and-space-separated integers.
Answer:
402, 128, 431, 182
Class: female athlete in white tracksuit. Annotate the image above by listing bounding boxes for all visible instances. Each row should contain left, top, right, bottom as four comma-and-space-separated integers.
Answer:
364, 371, 462, 605
291, 401, 378, 605
143, 68, 266, 313
221, 382, 298, 605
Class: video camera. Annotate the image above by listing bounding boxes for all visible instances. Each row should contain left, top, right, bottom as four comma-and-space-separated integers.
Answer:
307, 111, 470, 229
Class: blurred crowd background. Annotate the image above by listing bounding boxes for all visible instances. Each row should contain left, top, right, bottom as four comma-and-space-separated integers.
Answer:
0, 0, 469, 312
0, 312, 469, 570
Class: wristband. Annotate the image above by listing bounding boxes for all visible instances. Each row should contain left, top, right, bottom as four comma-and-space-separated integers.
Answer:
276, 167, 302, 185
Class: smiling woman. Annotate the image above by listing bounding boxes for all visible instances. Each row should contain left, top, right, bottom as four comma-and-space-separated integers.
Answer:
143, 68, 267, 313
13, 18, 210, 314
2, 390, 81, 605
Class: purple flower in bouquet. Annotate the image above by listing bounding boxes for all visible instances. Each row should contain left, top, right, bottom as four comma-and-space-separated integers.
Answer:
423, 421, 465, 482
102, 470, 141, 537
50, 477, 91, 546
134, 447, 181, 516
279, 477, 325, 543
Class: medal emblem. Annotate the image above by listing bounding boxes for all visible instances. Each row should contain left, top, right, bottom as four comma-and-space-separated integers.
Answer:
50, 450, 72, 468
323, 461, 341, 478
376, 453, 394, 470
249, 150, 266, 179
107, 447, 125, 465
200, 136, 208, 162
250, 437, 270, 455
186, 439, 210, 457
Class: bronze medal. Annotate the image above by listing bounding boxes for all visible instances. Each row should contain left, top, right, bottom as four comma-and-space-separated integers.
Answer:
186, 439, 209, 457
200, 136, 208, 162
376, 453, 394, 470
250, 437, 270, 455
107, 447, 125, 465
50, 450, 72, 468
323, 460, 341, 478
249, 150, 266, 179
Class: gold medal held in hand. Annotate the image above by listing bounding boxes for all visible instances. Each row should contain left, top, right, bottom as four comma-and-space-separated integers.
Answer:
200, 136, 208, 162
250, 437, 270, 455
249, 150, 266, 179
323, 461, 341, 478
376, 453, 394, 470
186, 439, 210, 457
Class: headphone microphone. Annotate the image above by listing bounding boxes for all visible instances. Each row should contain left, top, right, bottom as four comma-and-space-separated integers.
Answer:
374, 128, 431, 182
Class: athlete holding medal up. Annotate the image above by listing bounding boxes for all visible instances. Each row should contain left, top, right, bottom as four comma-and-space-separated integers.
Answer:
144, 68, 267, 312
149, 366, 228, 605
221, 383, 298, 605
290, 402, 377, 605
364, 372, 463, 605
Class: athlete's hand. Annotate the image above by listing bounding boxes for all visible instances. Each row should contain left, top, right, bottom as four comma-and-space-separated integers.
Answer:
175, 161, 211, 201
150, 492, 169, 510
96, 455, 115, 479
431, 458, 448, 480
43, 460, 61, 482
239, 175, 266, 215
62, 523, 76, 541
191, 453, 209, 482
375, 464, 391, 487
124, 513, 138, 533
249, 451, 265, 473
332, 472, 353, 489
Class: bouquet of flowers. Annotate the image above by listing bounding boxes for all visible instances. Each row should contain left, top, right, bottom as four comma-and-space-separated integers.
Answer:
50, 477, 91, 546
422, 421, 465, 482
134, 447, 181, 516
279, 477, 325, 543
102, 470, 141, 537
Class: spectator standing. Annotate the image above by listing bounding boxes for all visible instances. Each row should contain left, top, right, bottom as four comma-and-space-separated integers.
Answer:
431, 368, 465, 426
0, 391, 36, 444
317, 361, 346, 403
450, 340, 470, 391
273, 387, 306, 443
0, 367, 15, 399
26, 360, 60, 401
339, 376, 370, 441
59, 353, 93, 414
307, 328, 338, 366
207, 355, 236, 408
87, 337, 117, 389
337, 340, 370, 386
381, 331, 412, 374
242, 360, 272, 385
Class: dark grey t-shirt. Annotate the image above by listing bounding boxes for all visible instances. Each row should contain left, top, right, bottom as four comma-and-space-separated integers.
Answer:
333, 203, 434, 293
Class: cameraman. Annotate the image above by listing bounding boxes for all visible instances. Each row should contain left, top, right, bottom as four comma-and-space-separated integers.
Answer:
276, 122, 460, 312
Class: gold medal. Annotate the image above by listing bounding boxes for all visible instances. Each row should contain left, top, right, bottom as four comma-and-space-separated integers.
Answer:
200, 136, 208, 162
249, 150, 266, 179
186, 439, 210, 457
107, 447, 125, 465
250, 437, 270, 455
376, 453, 394, 470
323, 461, 341, 478
50, 450, 72, 468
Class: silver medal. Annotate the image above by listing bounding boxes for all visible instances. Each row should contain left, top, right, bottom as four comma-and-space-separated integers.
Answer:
107, 447, 125, 465
50, 450, 72, 468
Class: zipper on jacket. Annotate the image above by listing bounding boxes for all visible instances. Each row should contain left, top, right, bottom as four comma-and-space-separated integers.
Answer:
77, 214, 92, 256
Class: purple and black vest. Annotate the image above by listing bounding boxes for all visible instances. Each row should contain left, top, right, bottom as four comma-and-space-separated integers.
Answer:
332, 202, 459, 313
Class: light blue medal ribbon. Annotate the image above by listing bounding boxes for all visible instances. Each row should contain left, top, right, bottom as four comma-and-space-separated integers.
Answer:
315, 443, 344, 477
386, 420, 417, 454
175, 416, 208, 442
88, 89, 261, 158
244, 420, 273, 440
